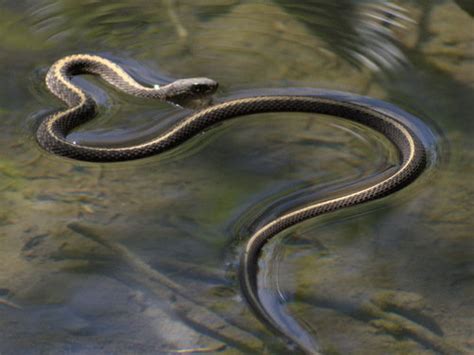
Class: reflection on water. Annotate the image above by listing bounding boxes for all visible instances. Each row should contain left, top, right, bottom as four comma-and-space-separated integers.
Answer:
272, 0, 410, 70
0, 0, 473, 354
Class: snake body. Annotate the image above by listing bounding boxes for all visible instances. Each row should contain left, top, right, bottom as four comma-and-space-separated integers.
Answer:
37, 54, 427, 354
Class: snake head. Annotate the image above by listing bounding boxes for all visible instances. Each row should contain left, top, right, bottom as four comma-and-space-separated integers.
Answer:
187, 78, 219, 96
164, 77, 218, 107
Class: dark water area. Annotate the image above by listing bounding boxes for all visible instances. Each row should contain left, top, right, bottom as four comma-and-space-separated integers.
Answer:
0, 0, 472, 354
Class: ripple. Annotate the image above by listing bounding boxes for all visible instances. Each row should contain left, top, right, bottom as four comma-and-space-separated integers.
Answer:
272, 0, 412, 71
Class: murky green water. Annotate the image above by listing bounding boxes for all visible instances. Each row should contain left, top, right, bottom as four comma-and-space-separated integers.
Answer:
0, 0, 472, 354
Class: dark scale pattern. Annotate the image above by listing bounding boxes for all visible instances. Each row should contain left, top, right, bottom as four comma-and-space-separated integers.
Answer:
37, 56, 429, 354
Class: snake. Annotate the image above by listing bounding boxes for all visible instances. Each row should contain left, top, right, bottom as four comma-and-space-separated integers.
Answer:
37, 54, 427, 354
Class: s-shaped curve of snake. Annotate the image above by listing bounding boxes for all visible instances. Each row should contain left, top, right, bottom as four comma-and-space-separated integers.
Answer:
36, 54, 428, 354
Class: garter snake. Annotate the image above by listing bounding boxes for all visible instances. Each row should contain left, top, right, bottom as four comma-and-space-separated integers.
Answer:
37, 54, 427, 354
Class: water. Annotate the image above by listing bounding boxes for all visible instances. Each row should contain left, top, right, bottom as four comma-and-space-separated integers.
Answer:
0, 0, 472, 354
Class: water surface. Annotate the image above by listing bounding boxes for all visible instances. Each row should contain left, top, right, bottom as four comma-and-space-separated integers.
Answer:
0, 0, 472, 354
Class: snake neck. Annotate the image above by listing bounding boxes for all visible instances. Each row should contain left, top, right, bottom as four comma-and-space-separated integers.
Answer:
46, 54, 168, 107
45, 54, 218, 108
